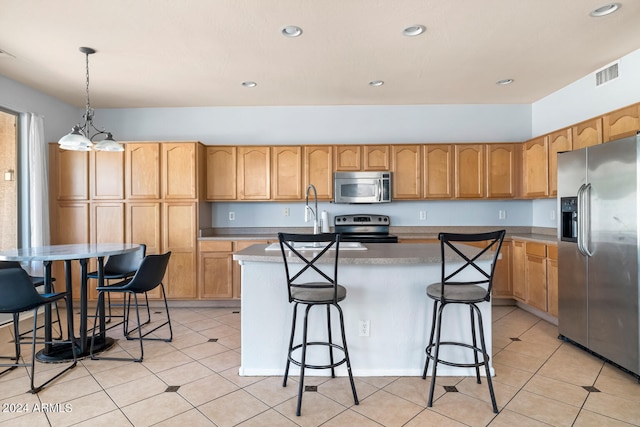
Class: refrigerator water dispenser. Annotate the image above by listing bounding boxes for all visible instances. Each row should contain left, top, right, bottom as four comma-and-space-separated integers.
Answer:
561, 197, 578, 242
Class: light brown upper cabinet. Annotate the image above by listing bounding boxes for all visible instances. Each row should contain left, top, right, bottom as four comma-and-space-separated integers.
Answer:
603, 103, 640, 142
271, 146, 302, 200
334, 145, 361, 171
572, 117, 602, 150
206, 146, 237, 200
91, 150, 124, 200
125, 142, 161, 200
304, 145, 333, 200
52, 148, 89, 201
237, 146, 270, 200
454, 144, 484, 199
391, 145, 421, 199
162, 142, 199, 199
522, 136, 549, 198
547, 128, 572, 197
486, 144, 517, 199
334, 145, 390, 171
363, 145, 390, 170
423, 144, 453, 199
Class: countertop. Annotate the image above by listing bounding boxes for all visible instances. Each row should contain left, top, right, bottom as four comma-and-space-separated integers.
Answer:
233, 242, 495, 265
200, 226, 558, 245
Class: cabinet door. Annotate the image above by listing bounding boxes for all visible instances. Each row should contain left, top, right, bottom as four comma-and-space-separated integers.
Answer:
125, 143, 161, 199
272, 146, 302, 200
548, 128, 572, 197
603, 103, 640, 142
492, 241, 512, 297
199, 241, 234, 299
89, 202, 125, 300
364, 145, 390, 170
126, 202, 162, 298
304, 146, 333, 200
522, 136, 549, 198
51, 202, 90, 300
334, 145, 361, 171
206, 146, 237, 200
391, 145, 421, 199
91, 150, 124, 200
486, 144, 516, 199
162, 202, 197, 299
454, 144, 484, 198
237, 146, 270, 200
525, 242, 547, 312
512, 240, 526, 301
162, 142, 197, 199
423, 144, 453, 199
547, 245, 558, 317
572, 117, 602, 150
54, 148, 89, 201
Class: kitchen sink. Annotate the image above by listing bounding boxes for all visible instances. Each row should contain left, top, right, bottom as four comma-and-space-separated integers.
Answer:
264, 242, 367, 251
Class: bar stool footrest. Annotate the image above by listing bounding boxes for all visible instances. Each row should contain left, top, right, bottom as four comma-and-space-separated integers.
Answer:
288, 342, 349, 370
426, 341, 490, 369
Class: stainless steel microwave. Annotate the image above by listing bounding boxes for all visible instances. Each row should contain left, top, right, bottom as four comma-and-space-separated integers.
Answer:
333, 171, 392, 204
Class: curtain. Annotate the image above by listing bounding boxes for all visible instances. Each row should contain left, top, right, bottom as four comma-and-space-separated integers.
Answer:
27, 113, 49, 275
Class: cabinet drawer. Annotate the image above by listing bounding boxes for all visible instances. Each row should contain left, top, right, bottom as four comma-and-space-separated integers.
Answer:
526, 242, 546, 257
234, 240, 270, 251
547, 244, 558, 260
199, 241, 233, 252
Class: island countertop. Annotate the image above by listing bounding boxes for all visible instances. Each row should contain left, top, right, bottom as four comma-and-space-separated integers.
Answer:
233, 242, 495, 265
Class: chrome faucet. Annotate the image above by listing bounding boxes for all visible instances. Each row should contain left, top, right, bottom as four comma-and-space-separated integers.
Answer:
305, 184, 319, 234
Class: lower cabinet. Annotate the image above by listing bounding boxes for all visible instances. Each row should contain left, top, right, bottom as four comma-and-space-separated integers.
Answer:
511, 239, 557, 316
492, 241, 512, 298
198, 239, 271, 300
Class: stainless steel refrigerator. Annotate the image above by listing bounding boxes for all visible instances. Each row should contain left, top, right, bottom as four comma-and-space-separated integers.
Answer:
558, 132, 640, 377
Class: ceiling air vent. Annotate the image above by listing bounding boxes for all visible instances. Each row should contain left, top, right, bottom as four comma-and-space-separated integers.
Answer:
595, 62, 619, 86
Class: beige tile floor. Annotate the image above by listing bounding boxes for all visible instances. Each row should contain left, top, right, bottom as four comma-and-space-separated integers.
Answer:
1, 305, 640, 426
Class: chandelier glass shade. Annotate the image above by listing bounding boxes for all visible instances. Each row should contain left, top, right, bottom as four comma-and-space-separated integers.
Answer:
58, 47, 123, 152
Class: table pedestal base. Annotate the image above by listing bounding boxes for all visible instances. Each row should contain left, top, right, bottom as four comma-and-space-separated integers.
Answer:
36, 337, 116, 363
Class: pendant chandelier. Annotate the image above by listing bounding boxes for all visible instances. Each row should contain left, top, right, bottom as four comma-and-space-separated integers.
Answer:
58, 47, 123, 152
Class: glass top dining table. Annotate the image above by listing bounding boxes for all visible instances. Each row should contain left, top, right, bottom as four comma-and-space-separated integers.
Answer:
0, 243, 140, 362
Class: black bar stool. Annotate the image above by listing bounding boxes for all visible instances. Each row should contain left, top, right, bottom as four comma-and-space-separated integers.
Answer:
422, 230, 506, 414
278, 232, 359, 416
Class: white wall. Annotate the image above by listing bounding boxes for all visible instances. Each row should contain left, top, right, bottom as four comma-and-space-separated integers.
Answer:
532, 48, 640, 137
98, 104, 531, 145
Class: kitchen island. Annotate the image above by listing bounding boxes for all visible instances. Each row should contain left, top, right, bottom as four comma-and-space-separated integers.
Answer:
233, 242, 496, 377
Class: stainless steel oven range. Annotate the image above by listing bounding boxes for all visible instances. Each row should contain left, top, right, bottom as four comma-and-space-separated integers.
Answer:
334, 214, 398, 243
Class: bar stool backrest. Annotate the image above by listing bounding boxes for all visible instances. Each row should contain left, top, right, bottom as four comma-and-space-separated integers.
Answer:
278, 232, 340, 303
103, 244, 147, 277
120, 252, 171, 294
0, 268, 47, 312
438, 230, 506, 301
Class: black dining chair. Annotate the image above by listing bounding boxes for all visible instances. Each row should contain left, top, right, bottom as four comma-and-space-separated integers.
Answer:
278, 232, 359, 416
89, 251, 172, 362
0, 267, 77, 393
87, 244, 147, 325
0, 261, 62, 340
422, 230, 506, 414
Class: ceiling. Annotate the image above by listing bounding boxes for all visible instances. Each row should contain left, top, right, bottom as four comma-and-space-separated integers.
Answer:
0, 0, 639, 109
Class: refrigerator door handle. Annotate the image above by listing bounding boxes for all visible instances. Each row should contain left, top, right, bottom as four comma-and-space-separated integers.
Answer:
583, 183, 594, 257
577, 184, 587, 256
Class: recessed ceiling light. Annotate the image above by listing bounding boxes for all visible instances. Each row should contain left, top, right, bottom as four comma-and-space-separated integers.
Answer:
403, 25, 426, 37
369, 80, 384, 87
590, 3, 621, 17
496, 79, 514, 85
281, 26, 303, 37
241, 81, 257, 88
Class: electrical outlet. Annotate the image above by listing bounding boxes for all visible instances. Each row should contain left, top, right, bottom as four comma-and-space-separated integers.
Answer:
550, 210, 556, 221
498, 210, 506, 220
419, 211, 427, 221
359, 320, 370, 337
284, 208, 290, 217
228, 211, 235, 221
